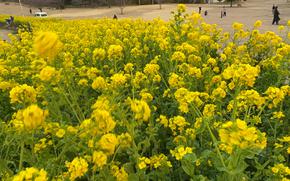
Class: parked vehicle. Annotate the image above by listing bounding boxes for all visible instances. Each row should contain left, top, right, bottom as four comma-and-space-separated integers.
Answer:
34, 12, 48, 17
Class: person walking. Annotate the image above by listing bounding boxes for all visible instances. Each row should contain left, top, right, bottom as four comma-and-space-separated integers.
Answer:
198, 7, 202, 14
223, 6, 227, 17
272, 6, 280, 25
29, 9, 32, 14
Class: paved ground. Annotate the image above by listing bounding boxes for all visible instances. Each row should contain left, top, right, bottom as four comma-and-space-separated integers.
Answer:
1, 0, 290, 41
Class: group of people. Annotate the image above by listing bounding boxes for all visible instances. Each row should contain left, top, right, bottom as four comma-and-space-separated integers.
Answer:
198, 5, 281, 25
272, 5, 280, 25
198, 6, 226, 18
198, 7, 208, 16
5, 16, 14, 26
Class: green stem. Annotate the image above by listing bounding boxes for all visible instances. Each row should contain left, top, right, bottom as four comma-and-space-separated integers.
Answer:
111, 145, 120, 163
231, 85, 241, 121
19, 141, 24, 171
205, 121, 226, 169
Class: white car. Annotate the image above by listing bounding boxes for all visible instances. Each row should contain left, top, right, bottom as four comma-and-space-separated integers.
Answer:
34, 12, 48, 17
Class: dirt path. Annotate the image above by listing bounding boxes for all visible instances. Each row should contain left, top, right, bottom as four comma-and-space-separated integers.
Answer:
0, 29, 11, 41
0, 1, 290, 33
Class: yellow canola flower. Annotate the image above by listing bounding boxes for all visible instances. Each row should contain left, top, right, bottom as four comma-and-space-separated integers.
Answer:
130, 99, 151, 122
168, 73, 184, 89
232, 22, 244, 31
93, 48, 106, 61
227, 89, 265, 112
10, 84, 37, 104
138, 154, 172, 170
117, 133, 132, 148
174, 88, 205, 113
65, 157, 88, 181
254, 20, 262, 28
39, 66, 58, 81
222, 63, 260, 87
91, 109, 116, 134
202, 104, 216, 118
98, 133, 119, 155
110, 73, 127, 88
143, 63, 160, 75
22, 105, 48, 130
92, 151, 107, 170
218, 119, 267, 154
108, 45, 123, 60
169, 116, 189, 134
271, 164, 290, 177
111, 165, 129, 181
177, 4, 186, 13
34, 32, 62, 60
92, 76, 107, 90
278, 25, 285, 31
265, 87, 285, 108
12, 167, 48, 181
170, 146, 192, 160
171, 51, 186, 62
55, 128, 66, 138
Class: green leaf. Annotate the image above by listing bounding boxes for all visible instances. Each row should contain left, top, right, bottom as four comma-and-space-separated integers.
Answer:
128, 173, 139, 181
181, 153, 197, 177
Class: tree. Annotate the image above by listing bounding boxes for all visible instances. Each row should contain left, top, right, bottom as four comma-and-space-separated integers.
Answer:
120, 0, 125, 14
57, 0, 65, 9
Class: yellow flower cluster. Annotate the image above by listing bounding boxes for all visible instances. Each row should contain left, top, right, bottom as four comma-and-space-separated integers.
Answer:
22, 104, 48, 130
272, 164, 290, 180
138, 154, 172, 169
97, 133, 119, 155
170, 146, 193, 160
108, 45, 123, 60
10, 84, 36, 104
130, 99, 151, 122
34, 31, 62, 60
92, 151, 107, 169
168, 116, 189, 135
0, 5, 290, 180
222, 64, 260, 88
39, 66, 59, 82
174, 88, 207, 113
111, 165, 128, 181
65, 157, 88, 181
218, 119, 267, 154
227, 90, 265, 112
13, 167, 47, 181
265, 86, 286, 108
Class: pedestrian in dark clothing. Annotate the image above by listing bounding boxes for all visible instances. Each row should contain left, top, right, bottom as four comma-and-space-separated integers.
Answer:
198, 7, 202, 14
223, 6, 226, 16
113, 14, 118, 19
29, 9, 32, 14
272, 6, 280, 25
204, 10, 208, 16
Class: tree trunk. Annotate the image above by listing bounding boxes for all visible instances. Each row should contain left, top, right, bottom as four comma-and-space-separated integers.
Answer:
58, 0, 65, 9
120, 0, 124, 14
108, 0, 111, 8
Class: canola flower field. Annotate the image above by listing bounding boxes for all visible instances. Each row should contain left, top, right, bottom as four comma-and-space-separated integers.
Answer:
0, 4, 290, 181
